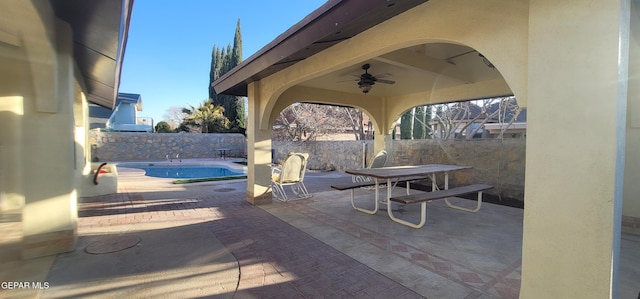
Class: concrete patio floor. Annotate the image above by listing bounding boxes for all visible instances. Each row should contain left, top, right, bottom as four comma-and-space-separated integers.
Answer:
1, 163, 638, 298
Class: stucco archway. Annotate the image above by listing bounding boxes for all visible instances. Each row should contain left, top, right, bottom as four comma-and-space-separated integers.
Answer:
240, 0, 528, 205
246, 36, 521, 204
217, 0, 633, 297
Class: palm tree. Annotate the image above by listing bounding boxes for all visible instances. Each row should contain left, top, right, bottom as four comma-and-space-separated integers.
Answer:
182, 102, 229, 133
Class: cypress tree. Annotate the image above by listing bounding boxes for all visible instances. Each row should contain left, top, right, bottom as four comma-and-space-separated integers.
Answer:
208, 46, 220, 101
423, 106, 431, 139
231, 19, 245, 131
413, 106, 425, 139
400, 110, 412, 139
208, 19, 245, 134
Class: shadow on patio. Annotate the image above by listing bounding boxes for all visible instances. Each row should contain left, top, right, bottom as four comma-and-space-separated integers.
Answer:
3, 170, 638, 298
263, 178, 523, 298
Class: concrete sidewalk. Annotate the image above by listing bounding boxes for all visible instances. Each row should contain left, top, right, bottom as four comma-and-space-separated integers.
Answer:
42, 219, 238, 298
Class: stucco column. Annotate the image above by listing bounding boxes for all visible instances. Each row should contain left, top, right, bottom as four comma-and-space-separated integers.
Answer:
246, 82, 273, 204
0, 98, 24, 213
21, 20, 77, 258
622, 0, 640, 234
521, 0, 629, 298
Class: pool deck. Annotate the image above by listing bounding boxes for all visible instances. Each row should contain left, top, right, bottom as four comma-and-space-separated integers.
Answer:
1, 160, 639, 298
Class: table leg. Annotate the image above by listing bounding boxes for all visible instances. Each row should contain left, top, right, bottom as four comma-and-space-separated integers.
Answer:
443, 171, 482, 212
351, 177, 379, 215
387, 178, 392, 198
445, 172, 449, 190
373, 178, 380, 213
431, 173, 437, 191
386, 178, 393, 211
429, 172, 449, 191
388, 176, 427, 228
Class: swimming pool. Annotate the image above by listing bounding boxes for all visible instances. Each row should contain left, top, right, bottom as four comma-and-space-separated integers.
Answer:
118, 163, 246, 179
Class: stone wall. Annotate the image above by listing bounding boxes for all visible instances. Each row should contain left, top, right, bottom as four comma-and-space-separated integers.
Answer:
89, 131, 246, 161
91, 131, 525, 201
273, 140, 375, 170
391, 139, 525, 201
276, 139, 525, 200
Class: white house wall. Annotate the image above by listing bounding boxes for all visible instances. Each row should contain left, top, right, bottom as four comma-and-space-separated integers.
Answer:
0, 1, 91, 258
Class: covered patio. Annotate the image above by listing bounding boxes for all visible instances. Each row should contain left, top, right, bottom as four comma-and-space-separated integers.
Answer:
1, 0, 638, 298
213, 0, 639, 297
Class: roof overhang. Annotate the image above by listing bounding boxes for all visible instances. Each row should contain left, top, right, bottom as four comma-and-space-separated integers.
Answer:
212, 0, 429, 97
117, 92, 143, 110
50, 0, 134, 109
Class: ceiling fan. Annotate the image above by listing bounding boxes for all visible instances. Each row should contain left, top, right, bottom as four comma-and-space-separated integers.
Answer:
348, 63, 396, 93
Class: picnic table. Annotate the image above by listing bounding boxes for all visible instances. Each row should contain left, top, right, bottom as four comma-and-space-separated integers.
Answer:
334, 164, 493, 228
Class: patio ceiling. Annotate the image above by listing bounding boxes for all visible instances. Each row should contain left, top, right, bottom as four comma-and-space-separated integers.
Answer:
50, 0, 133, 109
299, 43, 503, 97
213, 0, 429, 97
213, 0, 505, 99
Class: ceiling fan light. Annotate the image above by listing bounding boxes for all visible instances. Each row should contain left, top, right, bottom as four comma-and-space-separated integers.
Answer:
359, 83, 372, 93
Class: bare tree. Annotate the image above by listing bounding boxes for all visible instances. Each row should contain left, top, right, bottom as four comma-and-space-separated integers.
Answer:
273, 103, 368, 141
494, 97, 522, 139
162, 106, 187, 129
343, 107, 366, 140
431, 102, 476, 139
430, 96, 520, 139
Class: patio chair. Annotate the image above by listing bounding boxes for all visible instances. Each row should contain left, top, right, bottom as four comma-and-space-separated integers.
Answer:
271, 152, 311, 201
352, 150, 388, 183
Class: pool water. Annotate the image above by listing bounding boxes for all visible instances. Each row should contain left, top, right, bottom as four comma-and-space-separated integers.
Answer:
118, 164, 245, 179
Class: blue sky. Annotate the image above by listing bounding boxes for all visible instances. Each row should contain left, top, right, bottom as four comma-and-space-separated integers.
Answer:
119, 0, 327, 124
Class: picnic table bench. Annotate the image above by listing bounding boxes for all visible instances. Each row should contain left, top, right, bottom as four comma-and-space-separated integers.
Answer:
390, 183, 494, 205
388, 183, 494, 228
330, 180, 377, 191
331, 175, 431, 214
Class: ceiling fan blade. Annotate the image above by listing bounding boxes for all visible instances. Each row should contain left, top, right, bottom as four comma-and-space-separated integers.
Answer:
375, 72, 393, 79
336, 79, 358, 83
376, 79, 396, 84
336, 74, 363, 83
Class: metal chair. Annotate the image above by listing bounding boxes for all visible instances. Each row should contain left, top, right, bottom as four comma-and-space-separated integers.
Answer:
352, 150, 388, 183
271, 152, 311, 201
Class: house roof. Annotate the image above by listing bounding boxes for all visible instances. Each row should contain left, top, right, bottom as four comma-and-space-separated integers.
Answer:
116, 92, 143, 110
433, 98, 527, 123
50, 0, 134, 109
487, 98, 527, 122
212, 0, 428, 97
